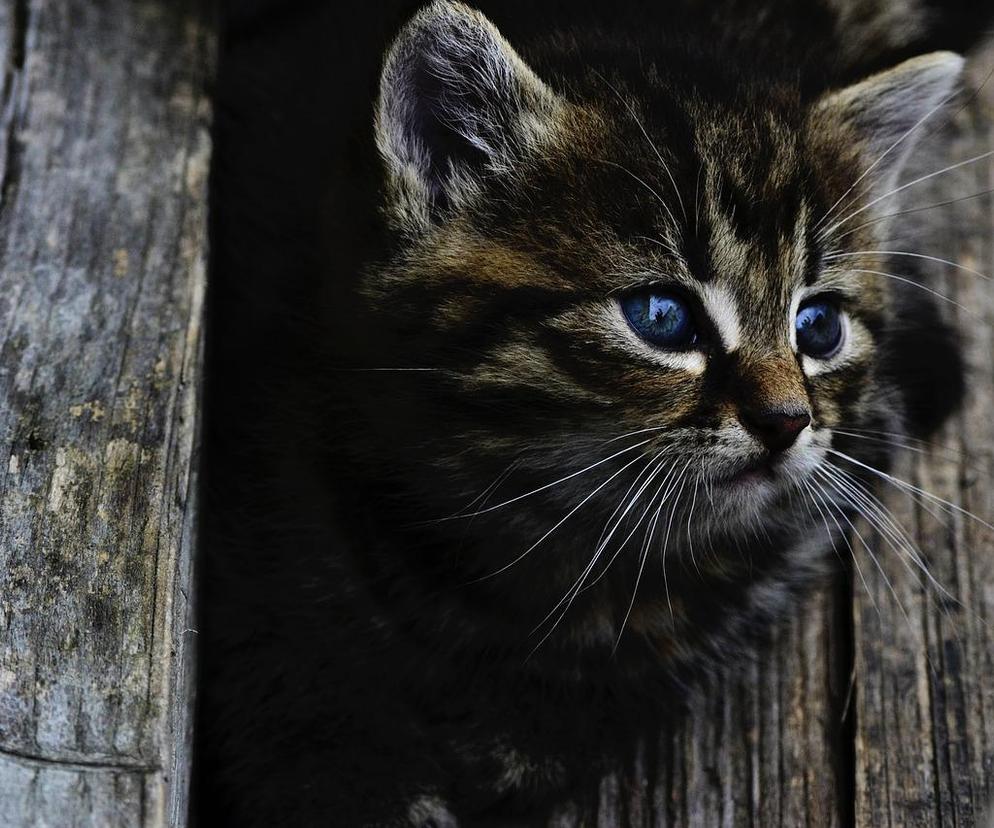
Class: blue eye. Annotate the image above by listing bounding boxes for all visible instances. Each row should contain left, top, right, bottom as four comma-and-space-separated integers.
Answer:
796, 299, 843, 358
621, 290, 697, 349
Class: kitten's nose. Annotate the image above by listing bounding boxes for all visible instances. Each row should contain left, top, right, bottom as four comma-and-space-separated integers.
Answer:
740, 406, 811, 454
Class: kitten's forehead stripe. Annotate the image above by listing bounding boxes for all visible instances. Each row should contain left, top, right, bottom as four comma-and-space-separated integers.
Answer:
699, 282, 742, 353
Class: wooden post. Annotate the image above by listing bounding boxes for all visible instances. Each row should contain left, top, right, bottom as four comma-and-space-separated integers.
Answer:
0, 1, 213, 825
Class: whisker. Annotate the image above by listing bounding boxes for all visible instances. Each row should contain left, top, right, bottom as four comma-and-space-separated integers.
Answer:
593, 452, 662, 550
829, 463, 994, 643
424, 438, 652, 524
455, 458, 522, 517
818, 464, 950, 601
832, 428, 980, 471
827, 448, 994, 533
606, 458, 689, 650
685, 476, 701, 576
595, 158, 683, 241
818, 150, 994, 241
530, 455, 676, 644
831, 429, 988, 477
591, 67, 688, 221
802, 478, 881, 617
812, 83, 966, 234
826, 456, 950, 529
581, 456, 684, 594
817, 464, 987, 653
832, 187, 994, 242
836, 268, 975, 316
471, 452, 648, 585
694, 163, 703, 235
659, 461, 692, 619
823, 250, 990, 281
632, 234, 682, 258
814, 469, 929, 661
603, 424, 671, 444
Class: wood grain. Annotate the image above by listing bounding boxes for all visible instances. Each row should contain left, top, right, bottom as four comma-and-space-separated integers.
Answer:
0, 1, 213, 825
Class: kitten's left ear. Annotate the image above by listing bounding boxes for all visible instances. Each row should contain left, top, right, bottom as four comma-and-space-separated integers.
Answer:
375, 1, 563, 230
810, 51, 965, 205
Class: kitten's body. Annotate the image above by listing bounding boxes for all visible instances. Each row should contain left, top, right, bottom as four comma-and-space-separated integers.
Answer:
199, 2, 989, 824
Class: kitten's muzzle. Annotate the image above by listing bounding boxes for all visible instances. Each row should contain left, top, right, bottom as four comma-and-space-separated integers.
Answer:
740, 406, 811, 454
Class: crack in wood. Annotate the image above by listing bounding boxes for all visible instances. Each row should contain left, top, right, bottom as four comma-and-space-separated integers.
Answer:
0, 743, 158, 774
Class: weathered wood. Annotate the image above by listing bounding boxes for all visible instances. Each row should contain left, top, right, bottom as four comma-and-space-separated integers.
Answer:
0, 1, 213, 825
546, 588, 844, 827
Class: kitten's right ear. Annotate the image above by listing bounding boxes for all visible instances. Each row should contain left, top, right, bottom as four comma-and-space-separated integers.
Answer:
810, 51, 965, 218
375, 1, 562, 231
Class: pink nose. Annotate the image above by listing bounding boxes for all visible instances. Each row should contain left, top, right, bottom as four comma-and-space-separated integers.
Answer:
740, 407, 811, 453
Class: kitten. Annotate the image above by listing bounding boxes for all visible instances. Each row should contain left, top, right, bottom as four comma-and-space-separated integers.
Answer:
200, 1, 990, 825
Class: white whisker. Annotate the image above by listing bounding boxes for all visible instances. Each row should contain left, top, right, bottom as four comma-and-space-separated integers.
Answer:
659, 461, 692, 619
819, 150, 994, 241
827, 448, 994, 533
839, 268, 974, 316
814, 469, 926, 657
582, 457, 683, 594
818, 464, 948, 600
614, 460, 690, 651
427, 438, 652, 524
596, 158, 683, 240
592, 68, 688, 221
471, 452, 647, 584
812, 84, 964, 234
833, 187, 994, 242
823, 250, 990, 281
802, 478, 880, 617
529, 455, 677, 649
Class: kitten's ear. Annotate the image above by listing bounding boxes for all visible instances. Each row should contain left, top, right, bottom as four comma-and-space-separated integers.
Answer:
810, 51, 965, 203
376, 1, 562, 228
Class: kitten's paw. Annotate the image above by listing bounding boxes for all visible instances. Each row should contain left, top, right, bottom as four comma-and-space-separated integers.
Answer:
407, 794, 459, 828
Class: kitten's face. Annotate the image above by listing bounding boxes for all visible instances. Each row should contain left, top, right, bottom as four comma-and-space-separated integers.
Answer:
360, 1, 962, 639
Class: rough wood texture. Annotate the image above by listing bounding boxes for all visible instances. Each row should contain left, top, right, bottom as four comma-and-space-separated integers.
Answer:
551, 44, 994, 828
0, 1, 213, 825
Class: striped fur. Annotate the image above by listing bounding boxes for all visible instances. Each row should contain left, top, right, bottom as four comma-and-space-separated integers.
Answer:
357, 1, 964, 665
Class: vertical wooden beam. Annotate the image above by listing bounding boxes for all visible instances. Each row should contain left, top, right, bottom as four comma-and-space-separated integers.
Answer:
0, 1, 214, 824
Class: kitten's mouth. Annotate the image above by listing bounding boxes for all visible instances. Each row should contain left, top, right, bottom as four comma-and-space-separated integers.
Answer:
718, 457, 776, 486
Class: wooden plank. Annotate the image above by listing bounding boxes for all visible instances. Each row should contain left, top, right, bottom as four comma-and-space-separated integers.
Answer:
0, 1, 213, 825
548, 587, 844, 827
852, 47, 994, 827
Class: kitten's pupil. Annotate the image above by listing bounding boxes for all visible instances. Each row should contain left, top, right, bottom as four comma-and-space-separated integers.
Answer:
621, 289, 696, 348
795, 300, 843, 358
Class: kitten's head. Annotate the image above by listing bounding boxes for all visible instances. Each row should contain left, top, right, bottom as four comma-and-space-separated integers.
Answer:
356, 1, 964, 653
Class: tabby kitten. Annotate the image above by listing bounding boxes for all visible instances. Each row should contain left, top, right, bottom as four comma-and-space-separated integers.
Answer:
360, 1, 963, 687
202, 0, 988, 824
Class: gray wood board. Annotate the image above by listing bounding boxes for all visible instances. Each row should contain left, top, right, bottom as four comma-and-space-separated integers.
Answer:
0, 0, 213, 825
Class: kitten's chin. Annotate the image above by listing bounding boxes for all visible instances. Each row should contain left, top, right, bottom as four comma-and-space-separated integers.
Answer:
707, 475, 782, 529
706, 448, 823, 529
